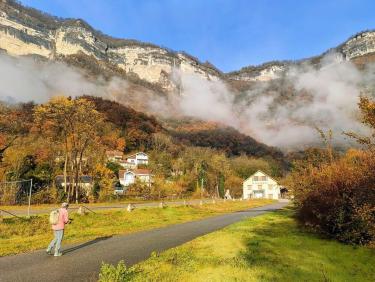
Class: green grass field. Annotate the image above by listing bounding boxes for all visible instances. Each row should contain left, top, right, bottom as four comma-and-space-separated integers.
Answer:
106, 208, 375, 282
0, 199, 273, 256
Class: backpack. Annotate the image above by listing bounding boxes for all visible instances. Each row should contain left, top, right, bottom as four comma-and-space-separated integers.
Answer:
49, 209, 60, 225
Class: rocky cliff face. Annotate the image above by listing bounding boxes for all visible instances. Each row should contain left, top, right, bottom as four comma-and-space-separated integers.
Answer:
226, 31, 375, 82
226, 62, 288, 82
1, 0, 375, 90
0, 0, 221, 92
341, 31, 375, 59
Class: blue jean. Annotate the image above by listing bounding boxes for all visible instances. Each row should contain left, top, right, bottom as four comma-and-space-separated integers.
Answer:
47, 230, 64, 254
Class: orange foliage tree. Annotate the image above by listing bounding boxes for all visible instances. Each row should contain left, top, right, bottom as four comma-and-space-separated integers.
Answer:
287, 96, 375, 245
34, 96, 105, 203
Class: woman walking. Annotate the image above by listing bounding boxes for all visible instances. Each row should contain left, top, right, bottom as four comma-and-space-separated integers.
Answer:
46, 202, 69, 257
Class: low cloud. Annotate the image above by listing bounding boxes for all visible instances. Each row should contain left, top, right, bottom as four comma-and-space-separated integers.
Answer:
0, 54, 95, 102
174, 53, 374, 149
0, 52, 373, 150
0, 54, 131, 104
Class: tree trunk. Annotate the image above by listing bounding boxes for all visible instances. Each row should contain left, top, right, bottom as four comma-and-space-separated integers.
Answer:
67, 153, 74, 203
76, 139, 89, 203
74, 156, 79, 204
63, 142, 68, 194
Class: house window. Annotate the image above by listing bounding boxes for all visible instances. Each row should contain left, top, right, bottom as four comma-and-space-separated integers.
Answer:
253, 176, 259, 182
261, 176, 268, 181
258, 185, 262, 190
268, 184, 274, 190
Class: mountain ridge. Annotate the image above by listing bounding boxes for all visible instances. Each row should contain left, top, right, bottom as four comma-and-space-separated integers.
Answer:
1, 0, 375, 90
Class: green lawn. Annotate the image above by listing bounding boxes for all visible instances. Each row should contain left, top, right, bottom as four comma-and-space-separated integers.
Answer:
107, 208, 375, 282
0, 199, 273, 256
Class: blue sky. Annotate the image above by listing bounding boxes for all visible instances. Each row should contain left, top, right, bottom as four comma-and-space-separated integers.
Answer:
20, 0, 375, 72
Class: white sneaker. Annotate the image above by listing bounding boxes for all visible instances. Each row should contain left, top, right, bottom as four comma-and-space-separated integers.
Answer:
54, 252, 63, 257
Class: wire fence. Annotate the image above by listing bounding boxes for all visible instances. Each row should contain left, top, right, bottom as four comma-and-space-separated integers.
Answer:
0, 179, 33, 217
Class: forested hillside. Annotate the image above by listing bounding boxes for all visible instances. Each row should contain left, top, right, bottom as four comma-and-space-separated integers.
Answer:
0, 96, 285, 204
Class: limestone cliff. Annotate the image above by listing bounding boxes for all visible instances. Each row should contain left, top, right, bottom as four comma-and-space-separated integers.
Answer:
0, 0, 221, 92
226, 31, 375, 82
1, 0, 375, 90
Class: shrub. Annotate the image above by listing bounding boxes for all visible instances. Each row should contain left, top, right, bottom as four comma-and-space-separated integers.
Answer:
99, 260, 136, 282
288, 149, 375, 245
31, 187, 55, 204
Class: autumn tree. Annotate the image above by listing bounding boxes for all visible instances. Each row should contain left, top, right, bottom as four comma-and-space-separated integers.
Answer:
34, 96, 105, 203
0, 102, 32, 165
345, 96, 375, 148
94, 164, 115, 201
286, 96, 375, 245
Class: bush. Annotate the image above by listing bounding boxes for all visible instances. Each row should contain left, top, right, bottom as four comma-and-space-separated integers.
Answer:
126, 182, 152, 200
288, 149, 375, 245
31, 187, 55, 204
99, 260, 136, 282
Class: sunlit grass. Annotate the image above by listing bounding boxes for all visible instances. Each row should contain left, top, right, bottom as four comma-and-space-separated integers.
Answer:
1, 199, 167, 211
127, 208, 375, 282
0, 199, 273, 256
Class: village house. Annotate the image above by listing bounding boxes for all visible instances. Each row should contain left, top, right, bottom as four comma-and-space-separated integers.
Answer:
106, 151, 151, 194
105, 150, 124, 162
118, 169, 152, 187
124, 152, 149, 166
55, 175, 93, 195
105, 151, 149, 169
242, 170, 281, 200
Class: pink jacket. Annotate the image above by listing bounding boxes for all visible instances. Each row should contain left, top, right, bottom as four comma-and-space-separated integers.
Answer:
52, 208, 69, 230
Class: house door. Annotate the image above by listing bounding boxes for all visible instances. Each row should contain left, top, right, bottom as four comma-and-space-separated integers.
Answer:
254, 191, 263, 198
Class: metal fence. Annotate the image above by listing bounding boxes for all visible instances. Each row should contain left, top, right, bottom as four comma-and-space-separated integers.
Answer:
0, 179, 33, 217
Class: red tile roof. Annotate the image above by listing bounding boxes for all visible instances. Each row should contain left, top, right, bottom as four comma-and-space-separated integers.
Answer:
106, 150, 124, 157
133, 168, 151, 175
118, 169, 151, 178
124, 152, 148, 159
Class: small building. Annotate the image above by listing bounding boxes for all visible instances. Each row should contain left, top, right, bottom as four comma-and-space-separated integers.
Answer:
124, 152, 149, 166
119, 168, 152, 187
106, 150, 124, 162
55, 175, 93, 195
118, 160, 137, 169
242, 170, 281, 200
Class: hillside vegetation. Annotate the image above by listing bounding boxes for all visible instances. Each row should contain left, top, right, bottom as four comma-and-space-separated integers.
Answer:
0, 96, 284, 205
286, 96, 375, 245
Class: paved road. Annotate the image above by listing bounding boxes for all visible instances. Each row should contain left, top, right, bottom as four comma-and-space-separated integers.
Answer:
0, 201, 288, 282
3, 199, 220, 216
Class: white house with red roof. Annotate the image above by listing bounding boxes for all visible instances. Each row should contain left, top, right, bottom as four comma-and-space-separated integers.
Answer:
124, 152, 149, 166
119, 168, 152, 187
105, 151, 148, 169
